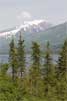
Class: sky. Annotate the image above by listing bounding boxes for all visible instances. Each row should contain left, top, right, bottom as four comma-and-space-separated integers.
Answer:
0, 0, 67, 30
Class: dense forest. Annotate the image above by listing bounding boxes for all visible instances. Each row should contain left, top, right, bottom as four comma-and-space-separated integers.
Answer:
0, 33, 67, 101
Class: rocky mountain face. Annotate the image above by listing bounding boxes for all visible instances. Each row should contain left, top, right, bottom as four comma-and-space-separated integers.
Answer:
0, 21, 67, 54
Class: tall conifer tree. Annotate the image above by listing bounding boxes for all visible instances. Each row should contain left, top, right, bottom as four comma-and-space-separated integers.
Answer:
56, 40, 67, 100
17, 32, 25, 78
29, 42, 43, 96
9, 38, 18, 81
43, 41, 56, 100
58, 39, 67, 78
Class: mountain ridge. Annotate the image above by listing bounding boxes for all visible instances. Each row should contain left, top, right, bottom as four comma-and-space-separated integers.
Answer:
0, 20, 52, 37
0, 21, 67, 54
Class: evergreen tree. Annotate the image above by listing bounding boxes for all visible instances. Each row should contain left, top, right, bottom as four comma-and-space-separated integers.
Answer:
31, 42, 41, 67
17, 33, 25, 78
44, 42, 52, 70
57, 39, 67, 78
43, 41, 56, 100
29, 42, 44, 96
56, 39, 67, 100
9, 38, 18, 81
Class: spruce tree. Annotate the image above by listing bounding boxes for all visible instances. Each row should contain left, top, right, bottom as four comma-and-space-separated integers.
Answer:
9, 38, 18, 81
29, 42, 44, 96
57, 39, 67, 78
17, 33, 25, 78
56, 39, 67, 100
43, 41, 56, 100
44, 42, 52, 74
31, 42, 41, 67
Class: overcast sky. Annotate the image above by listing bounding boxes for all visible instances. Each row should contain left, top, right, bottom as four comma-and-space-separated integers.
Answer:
0, 0, 67, 30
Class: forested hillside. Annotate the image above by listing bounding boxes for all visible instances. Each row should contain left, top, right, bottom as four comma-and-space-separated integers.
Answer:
0, 34, 67, 101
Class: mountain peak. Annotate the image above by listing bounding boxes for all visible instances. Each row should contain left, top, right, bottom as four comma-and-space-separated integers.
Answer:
24, 19, 45, 26
0, 19, 52, 37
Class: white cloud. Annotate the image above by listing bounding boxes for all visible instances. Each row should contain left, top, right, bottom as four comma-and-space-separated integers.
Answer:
22, 11, 32, 19
17, 11, 32, 24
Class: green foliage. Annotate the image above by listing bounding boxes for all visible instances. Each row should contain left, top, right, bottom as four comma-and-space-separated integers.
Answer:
57, 39, 67, 78
56, 39, 67, 101
0, 74, 23, 101
0, 64, 9, 75
28, 42, 44, 97
31, 42, 41, 67
0, 38, 67, 101
29, 66, 44, 97
43, 42, 57, 100
9, 38, 18, 81
17, 33, 25, 78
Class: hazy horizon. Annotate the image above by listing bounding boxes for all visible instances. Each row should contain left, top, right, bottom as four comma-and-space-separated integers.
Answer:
0, 0, 67, 30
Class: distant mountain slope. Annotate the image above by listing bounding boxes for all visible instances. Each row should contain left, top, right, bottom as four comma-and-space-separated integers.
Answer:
0, 20, 51, 37
22, 22, 67, 53
0, 22, 67, 54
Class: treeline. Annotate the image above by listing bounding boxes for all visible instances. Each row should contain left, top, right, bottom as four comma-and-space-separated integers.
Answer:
0, 33, 67, 101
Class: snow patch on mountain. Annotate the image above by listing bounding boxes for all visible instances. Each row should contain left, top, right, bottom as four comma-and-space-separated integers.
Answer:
24, 20, 44, 25
0, 19, 52, 37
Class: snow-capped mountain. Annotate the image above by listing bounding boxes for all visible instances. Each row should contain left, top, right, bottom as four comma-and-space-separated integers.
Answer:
0, 20, 52, 38
0, 21, 67, 54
